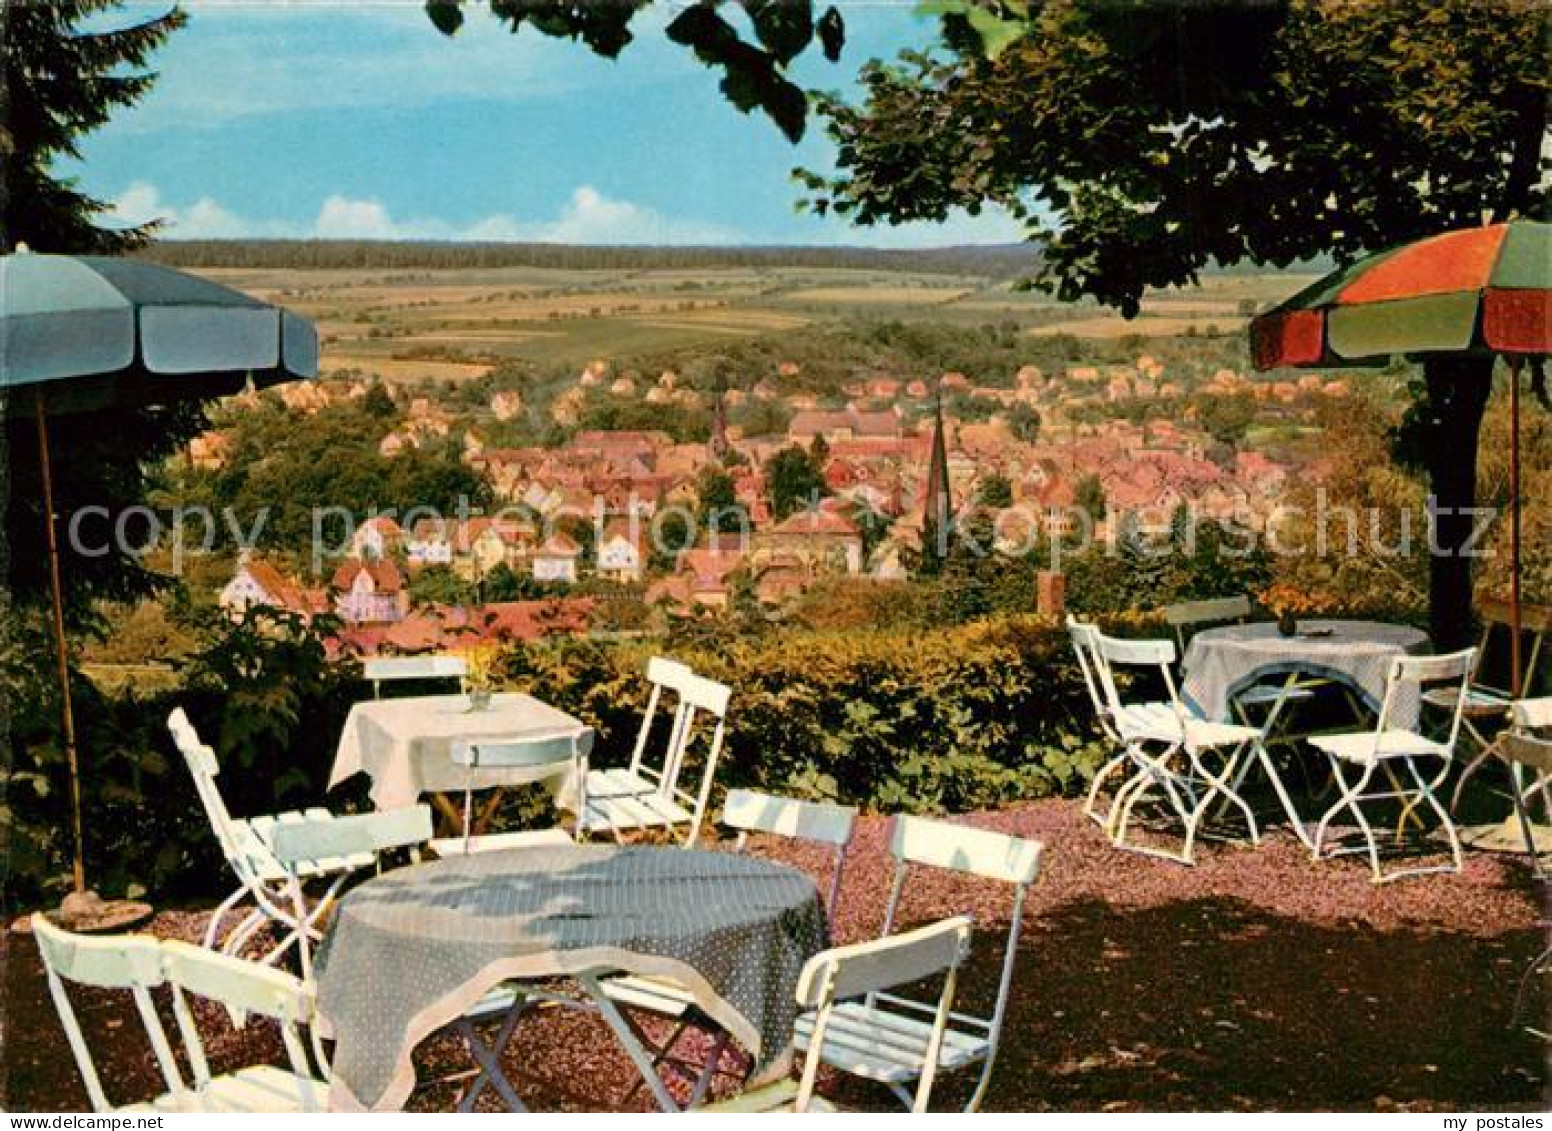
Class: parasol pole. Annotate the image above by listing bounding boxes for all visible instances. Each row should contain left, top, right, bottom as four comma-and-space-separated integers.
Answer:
34, 387, 86, 895
1507, 356, 1523, 697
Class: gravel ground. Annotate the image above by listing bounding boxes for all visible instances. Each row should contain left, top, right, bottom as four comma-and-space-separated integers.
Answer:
5, 800, 1549, 1112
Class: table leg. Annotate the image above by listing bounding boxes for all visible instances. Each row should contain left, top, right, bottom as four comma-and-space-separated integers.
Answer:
476, 788, 506, 833
1227, 674, 1315, 848
455, 1004, 530, 1112
578, 973, 683, 1112
429, 793, 465, 838
1255, 739, 1315, 850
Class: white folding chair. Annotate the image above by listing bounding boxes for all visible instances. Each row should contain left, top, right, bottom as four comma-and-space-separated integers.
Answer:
700, 915, 974, 1114
1069, 616, 1124, 824
1444, 600, 1551, 809
584, 657, 693, 801
1163, 594, 1253, 639
1501, 698, 1552, 877
1092, 632, 1266, 864
602, 790, 860, 1108
426, 728, 595, 857
793, 816, 1040, 1112
33, 915, 327, 1113
580, 661, 731, 847
363, 653, 468, 699
723, 789, 857, 919
1070, 616, 1210, 831
168, 707, 430, 978
1309, 649, 1476, 883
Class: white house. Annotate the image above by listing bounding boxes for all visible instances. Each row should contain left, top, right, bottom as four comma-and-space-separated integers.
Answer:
406, 518, 454, 568
351, 515, 403, 561
218, 558, 320, 619
532, 533, 581, 584
596, 521, 646, 583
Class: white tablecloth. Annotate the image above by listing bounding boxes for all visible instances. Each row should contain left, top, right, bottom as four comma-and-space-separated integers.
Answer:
330, 693, 587, 811
1182, 619, 1431, 726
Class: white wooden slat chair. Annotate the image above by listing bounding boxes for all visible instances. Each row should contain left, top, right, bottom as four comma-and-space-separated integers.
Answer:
363, 653, 468, 699
580, 661, 731, 848
1070, 616, 1217, 832
602, 789, 861, 1108
1443, 600, 1552, 810
426, 728, 595, 857
1500, 697, 1552, 879
1162, 594, 1256, 651
1309, 649, 1476, 883
33, 915, 327, 1113
1068, 616, 1171, 832
792, 816, 1040, 1112
168, 707, 430, 978
1068, 616, 1126, 828
699, 915, 974, 1114
584, 656, 693, 802
1091, 632, 1266, 864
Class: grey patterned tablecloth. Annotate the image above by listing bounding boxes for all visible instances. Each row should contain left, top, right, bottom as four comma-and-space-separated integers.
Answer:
313, 845, 827, 1111
330, 693, 587, 811
1182, 619, 1430, 727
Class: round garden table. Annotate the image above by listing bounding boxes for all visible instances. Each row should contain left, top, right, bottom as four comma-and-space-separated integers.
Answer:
329, 692, 589, 831
1182, 619, 1431, 727
1180, 619, 1431, 850
312, 844, 827, 1111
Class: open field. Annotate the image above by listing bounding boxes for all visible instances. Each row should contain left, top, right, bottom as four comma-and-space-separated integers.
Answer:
190, 263, 1319, 381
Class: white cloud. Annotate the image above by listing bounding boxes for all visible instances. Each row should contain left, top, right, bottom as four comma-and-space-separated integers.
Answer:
111, 182, 742, 245
539, 186, 736, 245
313, 195, 402, 240
106, 180, 278, 238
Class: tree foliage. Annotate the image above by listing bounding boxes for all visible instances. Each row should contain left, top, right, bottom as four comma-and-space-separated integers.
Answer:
424, 0, 847, 143
803, 0, 1550, 646
1, 0, 186, 253
805, 0, 1549, 314
764, 444, 828, 520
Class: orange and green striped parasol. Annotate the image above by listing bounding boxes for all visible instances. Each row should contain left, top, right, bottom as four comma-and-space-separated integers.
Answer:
1250, 219, 1548, 699
1251, 220, 1549, 370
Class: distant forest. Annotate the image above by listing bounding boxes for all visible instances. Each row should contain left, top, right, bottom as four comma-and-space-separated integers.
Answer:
139, 239, 1043, 277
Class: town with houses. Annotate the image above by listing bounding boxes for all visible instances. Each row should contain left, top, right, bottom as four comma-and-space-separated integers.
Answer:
205, 351, 1352, 657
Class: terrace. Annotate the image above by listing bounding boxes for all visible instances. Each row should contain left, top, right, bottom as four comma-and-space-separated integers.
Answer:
5, 802, 1544, 1111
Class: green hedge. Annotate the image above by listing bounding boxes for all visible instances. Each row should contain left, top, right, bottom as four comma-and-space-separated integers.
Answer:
502, 614, 1121, 816
3, 609, 1126, 907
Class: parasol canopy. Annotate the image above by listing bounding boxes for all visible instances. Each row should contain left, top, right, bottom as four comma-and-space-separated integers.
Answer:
2, 252, 318, 413
1249, 218, 1547, 696
2, 249, 318, 907
1251, 220, 1550, 370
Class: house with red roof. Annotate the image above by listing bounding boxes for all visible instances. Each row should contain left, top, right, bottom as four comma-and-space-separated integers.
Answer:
332, 559, 409, 625
755, 507, 863, 575
219, 557, 328, 620
532, 532, 582, 584
596, 519, 647, 583
788, 406, 903, 445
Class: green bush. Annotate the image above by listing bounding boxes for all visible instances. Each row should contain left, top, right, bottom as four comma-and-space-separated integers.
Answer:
502, 613, 1123, 816
5, 607, 1130, 908
2, 607, 364, 908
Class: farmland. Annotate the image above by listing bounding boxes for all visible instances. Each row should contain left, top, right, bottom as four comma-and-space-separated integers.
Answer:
187, 259, 1318, 382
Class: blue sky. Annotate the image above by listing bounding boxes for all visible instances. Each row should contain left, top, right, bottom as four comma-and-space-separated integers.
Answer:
80, 2, 1025, 248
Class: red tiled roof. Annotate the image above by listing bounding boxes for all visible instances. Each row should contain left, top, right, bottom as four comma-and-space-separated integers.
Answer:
770, 509, 861, 537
